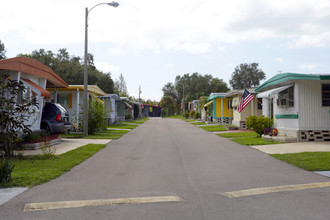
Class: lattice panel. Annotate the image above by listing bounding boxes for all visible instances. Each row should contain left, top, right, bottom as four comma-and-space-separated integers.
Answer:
299, 130, 330, 142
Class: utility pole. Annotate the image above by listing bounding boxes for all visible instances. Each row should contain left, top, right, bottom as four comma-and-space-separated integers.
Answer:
139, 86, 142, 118
182, 84, 185, 115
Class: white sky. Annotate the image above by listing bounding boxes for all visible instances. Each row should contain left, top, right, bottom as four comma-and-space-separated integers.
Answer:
2, 0, 330, 101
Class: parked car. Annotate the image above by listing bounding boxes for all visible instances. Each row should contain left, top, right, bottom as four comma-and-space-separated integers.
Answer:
41, 103, 71, 134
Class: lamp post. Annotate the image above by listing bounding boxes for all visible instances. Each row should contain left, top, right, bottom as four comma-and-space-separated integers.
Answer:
83, 1, 119, 136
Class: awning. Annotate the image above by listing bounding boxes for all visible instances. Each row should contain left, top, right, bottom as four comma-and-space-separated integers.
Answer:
204, 101, 213, 107
21, 78, 51, 98
124, 102, 132, 109
257, 85, 293, 98
90, 93, 104, 104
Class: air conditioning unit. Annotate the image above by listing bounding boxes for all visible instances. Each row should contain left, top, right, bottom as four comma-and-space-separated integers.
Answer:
277, 98, 289, 108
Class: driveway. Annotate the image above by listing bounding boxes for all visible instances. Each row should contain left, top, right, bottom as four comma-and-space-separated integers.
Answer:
1, 118, 330, 219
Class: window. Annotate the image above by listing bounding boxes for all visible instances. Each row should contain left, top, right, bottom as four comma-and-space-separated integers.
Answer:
17, 85, 30, 104
277, 86, 294, 107
257, 98, 262, 110
57, 94, 69, 109
228, 99, 233, 109
322, 84, 330, 106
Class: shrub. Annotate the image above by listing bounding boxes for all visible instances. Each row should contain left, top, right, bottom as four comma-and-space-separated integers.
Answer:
79, 95, 107, 135
125, 114, 132, 120
245, 115, 273, 137
194, 112, 201, 119
182, 111, 189, 119
0, 156, 15, 183
0, 74, 37, 156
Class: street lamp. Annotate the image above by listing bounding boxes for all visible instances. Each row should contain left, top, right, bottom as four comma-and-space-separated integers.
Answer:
83, 1, 119, 136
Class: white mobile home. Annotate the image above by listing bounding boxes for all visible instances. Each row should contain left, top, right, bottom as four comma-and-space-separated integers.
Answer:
0, 57, 68, 131
256, 73, 330, 142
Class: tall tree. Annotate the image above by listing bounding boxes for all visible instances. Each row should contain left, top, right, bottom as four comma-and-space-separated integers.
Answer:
18, 48, 114, 93
159, 96, 176, 115
161, 72, 229, 114
114, 73, 128, 97
0, 39, 6, 60
229, 63, 265, 89
162, 82, 177, 101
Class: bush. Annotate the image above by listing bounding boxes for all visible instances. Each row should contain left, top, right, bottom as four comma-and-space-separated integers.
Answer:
0, 156, 15, 183
125, 115, 132, 120
245, 115, 273, 137
162, 108, 167, 117
194, 112, 201, 119
182, 111, 189, 119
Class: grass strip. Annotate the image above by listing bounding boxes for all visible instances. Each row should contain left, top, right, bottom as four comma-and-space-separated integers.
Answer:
217, 132, 258, 138
163, 115, 182, 119
190, 122, 206, 125
124, 118, 149, 124
271, 152, 330, 171
231, 137, 283, 145
0, 144, 106, 188
107, 124, 138, 129
60, 133, 123, 139
200, 125, 227, 132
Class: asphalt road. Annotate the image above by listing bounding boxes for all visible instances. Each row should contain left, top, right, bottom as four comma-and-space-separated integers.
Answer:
1, 118, 330, 219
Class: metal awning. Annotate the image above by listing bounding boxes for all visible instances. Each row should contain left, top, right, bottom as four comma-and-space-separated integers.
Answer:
204, 101, 213, 107
21, 78, 51, 98
257, 85, 293, 98
124, 102, 132, 109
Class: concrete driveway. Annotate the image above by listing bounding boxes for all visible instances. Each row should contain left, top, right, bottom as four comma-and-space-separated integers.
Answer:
252, 142, 330, 154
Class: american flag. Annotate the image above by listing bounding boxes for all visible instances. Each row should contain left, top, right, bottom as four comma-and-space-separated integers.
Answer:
237, 89, 254, 113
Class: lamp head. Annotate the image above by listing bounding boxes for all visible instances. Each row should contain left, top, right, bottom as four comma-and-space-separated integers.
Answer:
108, 1, 119, 7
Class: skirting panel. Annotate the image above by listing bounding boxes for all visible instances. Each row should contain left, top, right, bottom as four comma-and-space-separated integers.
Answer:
299, 130, 330, 142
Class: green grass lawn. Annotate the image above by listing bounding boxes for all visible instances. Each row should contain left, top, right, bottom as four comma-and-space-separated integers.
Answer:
190, 122, 206, 125
217, 132, 259, 138
231, 136, 283, 145
107, 124, 138, 129
60, 132, 124, 139
163, 115, 182, 119
101, 129, 130, 134
123, 118, 149, 124
0, 144, 106, 188
199, 125, 227, 132
271, 152, 330, 171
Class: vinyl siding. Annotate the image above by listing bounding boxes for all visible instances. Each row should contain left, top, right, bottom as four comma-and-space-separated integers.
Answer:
298, 80, 330, 129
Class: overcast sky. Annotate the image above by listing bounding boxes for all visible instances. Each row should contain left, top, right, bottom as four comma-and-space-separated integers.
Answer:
2, 0, 330, 101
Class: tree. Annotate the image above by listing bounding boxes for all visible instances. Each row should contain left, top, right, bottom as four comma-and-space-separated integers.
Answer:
159, 96, 175, 116
229, 63, 265, 90
162, 72, 229, 114
162, 82, 177, 101
19, 48, 114, 93
0, 40, 6, 60
114, 73, 128, 97
0, 74, 37, 156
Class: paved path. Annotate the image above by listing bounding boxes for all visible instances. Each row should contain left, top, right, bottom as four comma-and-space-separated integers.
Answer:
1, 118, 330, 219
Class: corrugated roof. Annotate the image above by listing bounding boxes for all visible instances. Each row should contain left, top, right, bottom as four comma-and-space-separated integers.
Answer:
256, 73, 330, 92
225, 88, 257, 98
0, 56, 68, 88
51, 85, 106, 96
207, 93, 227, 100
